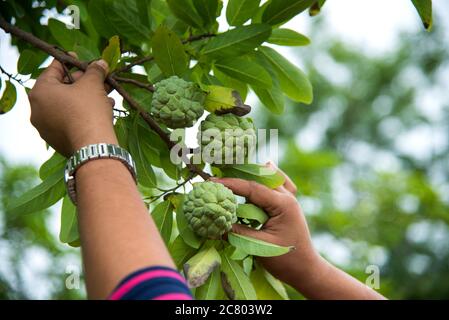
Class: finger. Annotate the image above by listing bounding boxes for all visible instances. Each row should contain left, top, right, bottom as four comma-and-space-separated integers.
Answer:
79, 59, 109, 88
63, 70, 83, 84
266, 161, 297, 195
211, 177, 284, 215
38, 59, 66, 83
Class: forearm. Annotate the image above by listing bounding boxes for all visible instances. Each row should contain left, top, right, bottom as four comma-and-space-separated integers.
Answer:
290, 255, 385, 300
76, 157, 175, 299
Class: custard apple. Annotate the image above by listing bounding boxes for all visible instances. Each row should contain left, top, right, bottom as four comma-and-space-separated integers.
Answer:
151, 76, 205, 128
183, 182, 237, 239
198, 113, 256, 165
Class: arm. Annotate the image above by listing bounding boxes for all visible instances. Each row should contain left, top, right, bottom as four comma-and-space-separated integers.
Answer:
28, 59, 177, 299
212, 163, 385, 300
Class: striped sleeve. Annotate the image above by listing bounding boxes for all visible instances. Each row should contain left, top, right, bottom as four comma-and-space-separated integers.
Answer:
109, 266, 193, 300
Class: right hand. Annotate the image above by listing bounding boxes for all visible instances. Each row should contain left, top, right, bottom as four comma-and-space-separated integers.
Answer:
212, 162, 321, 287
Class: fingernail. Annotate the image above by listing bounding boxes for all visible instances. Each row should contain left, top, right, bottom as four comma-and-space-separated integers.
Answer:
95, 59, 109, 72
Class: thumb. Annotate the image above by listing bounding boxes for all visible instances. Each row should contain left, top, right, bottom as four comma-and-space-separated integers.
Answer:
80, 59, 109, 86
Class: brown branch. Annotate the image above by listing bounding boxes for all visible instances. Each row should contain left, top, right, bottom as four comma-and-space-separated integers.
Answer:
183, 33, 216, 43
0, 15, 211, 181
114, 33, 216, 74
113, 76, 155, 93
115, 56, 154, 74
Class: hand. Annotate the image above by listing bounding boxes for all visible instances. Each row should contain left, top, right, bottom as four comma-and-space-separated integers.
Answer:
212, 162, 320, 288
28, 58, 117, 157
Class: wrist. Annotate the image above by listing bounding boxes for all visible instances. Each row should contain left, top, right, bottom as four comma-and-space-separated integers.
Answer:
286, 249, 326, 290
70, 128, 118, 155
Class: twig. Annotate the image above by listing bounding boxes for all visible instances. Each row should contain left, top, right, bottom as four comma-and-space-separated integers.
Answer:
146, 174, 194, 204
113, 76, 155, 92
0, 15, 211, 181
183, 33, 216, 43
114, 33, 216, 74
0, 65, 27, 87
115, 56, 154, 74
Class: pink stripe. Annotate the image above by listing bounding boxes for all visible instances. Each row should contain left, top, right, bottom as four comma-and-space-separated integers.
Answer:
110, 270, 187, 300
153, 293, 193, 300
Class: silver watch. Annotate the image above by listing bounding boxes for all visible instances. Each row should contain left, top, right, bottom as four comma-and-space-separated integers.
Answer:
64, 143, 137, 205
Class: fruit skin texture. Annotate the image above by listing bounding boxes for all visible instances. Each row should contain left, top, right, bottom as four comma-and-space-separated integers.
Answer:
183, 182, 237, 239
151, 76, 205, 128
199, 113, 256, 165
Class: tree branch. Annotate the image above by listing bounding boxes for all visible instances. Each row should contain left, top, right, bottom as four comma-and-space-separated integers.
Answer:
113, 76, 155, 93
114, 33, 216, 74
0, 15, 211, 180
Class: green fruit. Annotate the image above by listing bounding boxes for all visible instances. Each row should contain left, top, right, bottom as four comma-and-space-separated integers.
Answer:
183, 182, 237, 239
198, 113, 256, 165
151, 76, 205, 128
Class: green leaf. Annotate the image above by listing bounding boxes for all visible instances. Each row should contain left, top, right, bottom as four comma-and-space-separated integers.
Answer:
411, 0, 432, 31
213, 67, 248, 101
170, 194, 203, 249
220, 251, 257, 300
262, 0, 315, 25
167, 0, 203, 29
101, 35, 121, 72
128, 126, 158, 188
169, 236, 197, 269
203, 85, 250, 116
6, 170, 66, 215
39, 152, 66, 180
252, 84, 285, 114
309, 0, 326, 16
243, 256, 253, 275
218, 163, 285, 189
252, 50, 284, 114
195, 268, 223, 300
0, 80, 17, 115
268, 28, 310, 46
60, 195, 79, 245
215, 57, 272, 89
152, 200, 174, 244
201, 24, 271, 59
250, 263, 289, 299
88, 0, 115, 39
106, 0, 152, 45
259, 46, 313, 104
229, 246, 249, 260
184, 243, 221, 288
17, 49, 47, 75
228, 232, 293, 257
226, 0, 261, 26
136, 0, 152, 28
48, 18, 99, 60
152, 25, 189, 77
114, 117, 130, 150
236, 203, 268, 224
193, 0, 220, 27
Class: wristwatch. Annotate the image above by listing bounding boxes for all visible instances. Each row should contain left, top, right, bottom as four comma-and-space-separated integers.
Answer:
64, 143, 137, 205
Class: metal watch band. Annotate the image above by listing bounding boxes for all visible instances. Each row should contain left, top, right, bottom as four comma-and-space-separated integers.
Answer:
64, 143, 137, 205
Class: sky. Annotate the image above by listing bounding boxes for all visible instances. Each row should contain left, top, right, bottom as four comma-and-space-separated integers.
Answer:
0, 0, 447, 298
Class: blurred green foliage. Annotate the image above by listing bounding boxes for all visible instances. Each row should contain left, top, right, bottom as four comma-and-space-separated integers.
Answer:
257, 17, 449, 299
0, 158, 83, 299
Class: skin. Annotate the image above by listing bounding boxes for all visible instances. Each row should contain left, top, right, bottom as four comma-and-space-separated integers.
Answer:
29, 58, 385, 300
